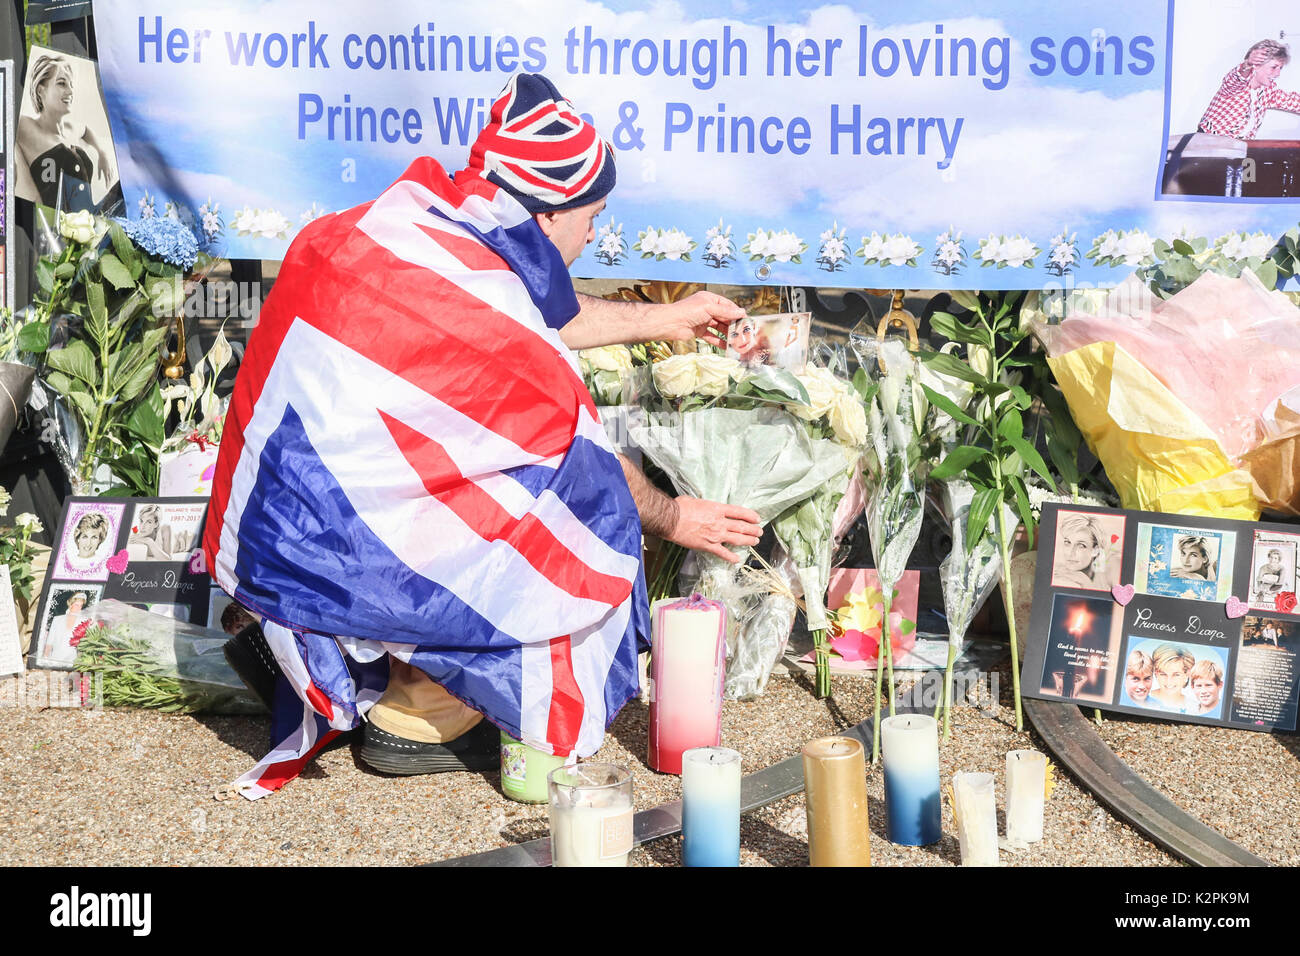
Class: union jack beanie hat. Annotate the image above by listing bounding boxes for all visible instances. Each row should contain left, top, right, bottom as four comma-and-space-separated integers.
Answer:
462, 73, 616, 213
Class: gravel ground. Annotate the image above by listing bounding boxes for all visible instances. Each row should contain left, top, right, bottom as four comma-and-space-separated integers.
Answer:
1, 660, 1292, 867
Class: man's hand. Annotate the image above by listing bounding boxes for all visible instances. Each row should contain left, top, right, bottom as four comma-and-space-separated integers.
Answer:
562, 291, 745, 350
654, 291, 745, 348
665, 496, 762, 564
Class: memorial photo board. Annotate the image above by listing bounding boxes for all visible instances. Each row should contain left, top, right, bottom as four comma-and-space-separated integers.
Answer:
28, 496, 223, 669
1022, 503, 1300, 732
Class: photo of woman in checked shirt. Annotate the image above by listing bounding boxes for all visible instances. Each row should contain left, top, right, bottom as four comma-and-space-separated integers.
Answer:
1199, 40, 1300, 140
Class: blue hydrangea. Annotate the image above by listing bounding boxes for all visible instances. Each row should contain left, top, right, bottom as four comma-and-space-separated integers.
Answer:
115, 217, 201, 272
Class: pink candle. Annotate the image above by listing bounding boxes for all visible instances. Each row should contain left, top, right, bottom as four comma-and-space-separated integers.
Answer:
647, 595, 726, 775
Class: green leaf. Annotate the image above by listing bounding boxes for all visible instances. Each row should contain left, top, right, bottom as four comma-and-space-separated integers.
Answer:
1008, 385, 1033, 410
930, 444, 991, 480
1046, 430, 1082, 487
743, 366, 810, 405
918, 350, 984, 385
98, 253, 136, 291
35, 259, 55, 296
86, 281, 110, 349
117, 358, 160, 404
928, 311, 982, 345
920, 384, 979, 428
147, 277, 183, 316
997, 407, 1024, 441
62, 389, 98, 428
1254, 259, 1279, 290
54, 261, 76, 280
16, 321, 51, 353
109, 221, 137, 271
1009, 435, 1054, 485
1172, 239, 1195, 256
1039, 386, 1082, 446
46, 340, 98, 386
125, 386, 164, 446
45, 370, 74, 395
1007, 474, 1036, 540
965, 486, 1000, 552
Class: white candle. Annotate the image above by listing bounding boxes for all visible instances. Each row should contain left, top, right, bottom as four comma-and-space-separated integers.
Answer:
1005, 749, 1047, 845
681, 747, 741, 866
880, 714, 941, 845
548, 763, 634, 867
951, 771, 999, 866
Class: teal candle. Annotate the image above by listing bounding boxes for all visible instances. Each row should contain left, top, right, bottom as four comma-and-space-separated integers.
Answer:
681, 747, 741, 866
881, 714, 942, 845
500, 731, 566, 804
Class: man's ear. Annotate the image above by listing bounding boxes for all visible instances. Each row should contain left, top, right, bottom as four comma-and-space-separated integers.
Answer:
534, 210, 558, 238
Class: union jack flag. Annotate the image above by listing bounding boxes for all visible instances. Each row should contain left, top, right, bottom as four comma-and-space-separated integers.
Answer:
203, 157, 647, 799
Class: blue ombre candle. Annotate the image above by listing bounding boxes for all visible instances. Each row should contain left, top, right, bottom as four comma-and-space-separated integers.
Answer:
881, 714, 942, 846
681, 747, 741, 866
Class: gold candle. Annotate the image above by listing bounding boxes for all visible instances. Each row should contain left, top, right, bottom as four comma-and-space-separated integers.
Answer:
801, 735, 871, 867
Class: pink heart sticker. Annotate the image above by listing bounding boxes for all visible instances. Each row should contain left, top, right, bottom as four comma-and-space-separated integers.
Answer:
1225, 596, 1248, 619
105, 549, 130, 575
1111, 584, 1135, 606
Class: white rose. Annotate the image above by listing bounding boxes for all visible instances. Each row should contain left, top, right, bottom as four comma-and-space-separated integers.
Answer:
1096, 231, 1121, 259
1001, 237, 1037, 268
693, 353, 743, 396
640, 227, 660, 254
1241, 233, 1276, 259
1119, 231, 1154, 265
748, 229, 770, 256
769, 231, 803, 262
59, 210, 96, 245
15, 513, 43, 533
980, 235, 1002, 262
790, 367, 841, 421
580, 344, 633, 373
881, 234, 919, 266
829, 390, 868, 446
652, 354, 696, 398
657, 229, 693, 260
859, 232, 885, 261
0, 486, 10, 516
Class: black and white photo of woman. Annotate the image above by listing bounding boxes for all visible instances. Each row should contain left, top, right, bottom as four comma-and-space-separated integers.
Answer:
15, 48, 119, 211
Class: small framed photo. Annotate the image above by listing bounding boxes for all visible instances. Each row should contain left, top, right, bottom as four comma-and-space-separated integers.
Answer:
725, 312, 810, 372
34, 583, 102, 667
1134, 523, 1235, 603
1248, 531, 1299, 613
1050, 509, 1126, 592
125, 501, 205, 562
51, 500, 125, 581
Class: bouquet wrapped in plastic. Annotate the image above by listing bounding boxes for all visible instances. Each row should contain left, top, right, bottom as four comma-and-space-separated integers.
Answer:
72, 599, 263, 714
629, 352, 860, 698
1034, 272, 1300, 518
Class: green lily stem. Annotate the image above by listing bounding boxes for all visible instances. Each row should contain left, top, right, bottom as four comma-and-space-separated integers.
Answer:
994, 503, 1024, 733
936, 641, 958, 738
881, 587, 896, 716
872, 639, 884, 763
812, 628, 830, 699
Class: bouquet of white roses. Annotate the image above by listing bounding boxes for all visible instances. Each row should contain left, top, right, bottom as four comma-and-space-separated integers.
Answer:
629, 351, 856, 697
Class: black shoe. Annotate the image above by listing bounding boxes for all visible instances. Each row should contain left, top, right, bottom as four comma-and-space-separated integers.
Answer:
359, 718, 499, 775
223, 621, 358, 752
223, 621, 280, 712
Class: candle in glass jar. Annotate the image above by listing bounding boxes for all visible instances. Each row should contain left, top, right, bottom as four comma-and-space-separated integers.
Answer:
499, 731, 566, 804
1006, 749, 1047, 845
801, 736, 871, 866
880, 714, 941, 846
648, 596, 726, 775
681, 747, 741, 866
548, 763, 634, 867
951, 771, 999, 866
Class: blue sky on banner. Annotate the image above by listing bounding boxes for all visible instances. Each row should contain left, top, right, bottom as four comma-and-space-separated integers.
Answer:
92, 0, 1300, 288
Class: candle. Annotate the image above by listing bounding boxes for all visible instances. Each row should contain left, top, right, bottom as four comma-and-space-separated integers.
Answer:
880, 714, 941, 846
499, 731, 566, 804
681, 747, 742, 867
1006, 749, 1047, 845
548, 763, 634, 867
647, 596, 726, 775
800, 736, 871, 866
951, 771, 999, 866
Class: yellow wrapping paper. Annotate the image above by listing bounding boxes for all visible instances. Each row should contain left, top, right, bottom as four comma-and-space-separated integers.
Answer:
1048, 342, 1261, 520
